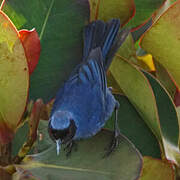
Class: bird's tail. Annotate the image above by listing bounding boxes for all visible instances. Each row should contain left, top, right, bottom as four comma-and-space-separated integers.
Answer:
83, 19, 129, 71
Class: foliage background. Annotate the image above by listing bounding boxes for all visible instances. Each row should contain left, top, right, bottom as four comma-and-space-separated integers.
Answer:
0, 0, 180, 179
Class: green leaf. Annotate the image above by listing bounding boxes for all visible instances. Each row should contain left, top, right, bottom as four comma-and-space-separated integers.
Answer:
12, 122, 29, 157
140, 1, 180, 88
110, 56, 162, 142
143, 71, 179, 162
31, 120, 53, 154
132, 0, 175, 41
109, 57, 180, 163
152, 0, 173, 22
2, 0, 89, 103
131, 18, 152, 42
105, 95, 161, 158
89, 0, 135, 26
154, 61, 177, 99
0, 11, 29, 144
107, 33, 138, 93
15, 128, 142, 180
127, 0, 166, 28
117, 33, 137, 64
144, 69, 179, 142
139, 157, 175, 180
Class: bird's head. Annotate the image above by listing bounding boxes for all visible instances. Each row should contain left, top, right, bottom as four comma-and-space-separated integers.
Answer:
48, 111, 77, 155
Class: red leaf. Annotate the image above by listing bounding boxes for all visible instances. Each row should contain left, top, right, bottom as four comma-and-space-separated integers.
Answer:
19, 29, 41, 74
174, 88, 180, 107
0, 122, 14, 144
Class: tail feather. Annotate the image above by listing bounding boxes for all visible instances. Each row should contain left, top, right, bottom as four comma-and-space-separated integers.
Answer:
83, 19, 129, 70
102, 19, 120, 58
105, 28, 130, 70
83, 20, 106, 59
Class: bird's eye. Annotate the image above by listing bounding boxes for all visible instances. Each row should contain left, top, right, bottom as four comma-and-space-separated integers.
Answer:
48, 119, 77, 142
52, 130, 58, 139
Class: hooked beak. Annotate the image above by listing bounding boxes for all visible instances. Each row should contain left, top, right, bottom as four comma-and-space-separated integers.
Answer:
56, 139, 61, 155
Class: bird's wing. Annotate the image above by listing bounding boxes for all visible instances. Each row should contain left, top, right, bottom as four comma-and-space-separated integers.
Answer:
68, 48, 107, 96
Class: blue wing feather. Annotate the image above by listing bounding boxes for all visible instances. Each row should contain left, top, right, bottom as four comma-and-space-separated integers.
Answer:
50, 19, 129, 140
66, 48, 107, 96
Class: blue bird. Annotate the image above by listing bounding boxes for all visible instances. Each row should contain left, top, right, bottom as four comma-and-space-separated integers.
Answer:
48, 19, 129, 156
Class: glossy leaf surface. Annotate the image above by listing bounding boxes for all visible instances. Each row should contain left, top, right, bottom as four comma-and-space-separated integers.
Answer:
141, 1, 180, 88
139, 157, 175, 180
2, 0, 89, 103
89, 0, 135, 26
15, 122, 142, 180
0, 11, 29, 144
105, 95, 161, 158
110, 57, 162, 141
19, 29, 40, 75
128, 0, 166, 28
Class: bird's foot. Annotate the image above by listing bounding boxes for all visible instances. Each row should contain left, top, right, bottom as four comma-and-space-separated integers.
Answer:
64, 140, 77, 157
104, 130, 121, 157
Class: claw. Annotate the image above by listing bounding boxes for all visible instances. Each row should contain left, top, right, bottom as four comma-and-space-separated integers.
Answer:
103, 132, 120, 157
64, 140, 77, 157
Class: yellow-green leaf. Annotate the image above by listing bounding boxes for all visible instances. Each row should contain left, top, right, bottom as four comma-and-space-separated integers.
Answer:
139, 157, 175, 180
14, 128, 142, 180
89, 0, 135, 26
141, 1, 180, 89
0, 11, 29, 144
154, 60, 177, 99
110, 56, 162, 142
110, 56, 180, 164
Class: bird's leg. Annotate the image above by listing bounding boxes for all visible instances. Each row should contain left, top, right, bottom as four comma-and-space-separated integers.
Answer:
104, 101, 120, 157
63, 138, 77, 157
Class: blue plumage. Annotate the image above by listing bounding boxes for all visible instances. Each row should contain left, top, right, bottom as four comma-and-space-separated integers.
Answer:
48, 19, 129, 155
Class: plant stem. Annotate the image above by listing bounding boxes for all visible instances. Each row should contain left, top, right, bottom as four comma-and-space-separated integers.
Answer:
13, 99, 44, 164
0, 143, 11, 166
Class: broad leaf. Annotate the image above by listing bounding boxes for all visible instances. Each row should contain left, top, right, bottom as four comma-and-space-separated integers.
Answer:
15, 125, 142, 180
12, 122, 28, 157
117, 33, 137, 64
143, 71, 179, 163
131, 0, 175, 41
128, 0, 166, 28
152, 0, 172, 22
2, 0, 89, 103
107, 33, 137, 93
141, 1, 180, 88
154, 61, 177, 99
131, 18, 152, 42
110, 57, 180, 163
105, 95, 161, 158
0, 10, 29, 144
19, 29, 40, 75
89, 0, 135, 26
143, 71, 179, 144
110, 56, 162, 142
139, 157, 175, 180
